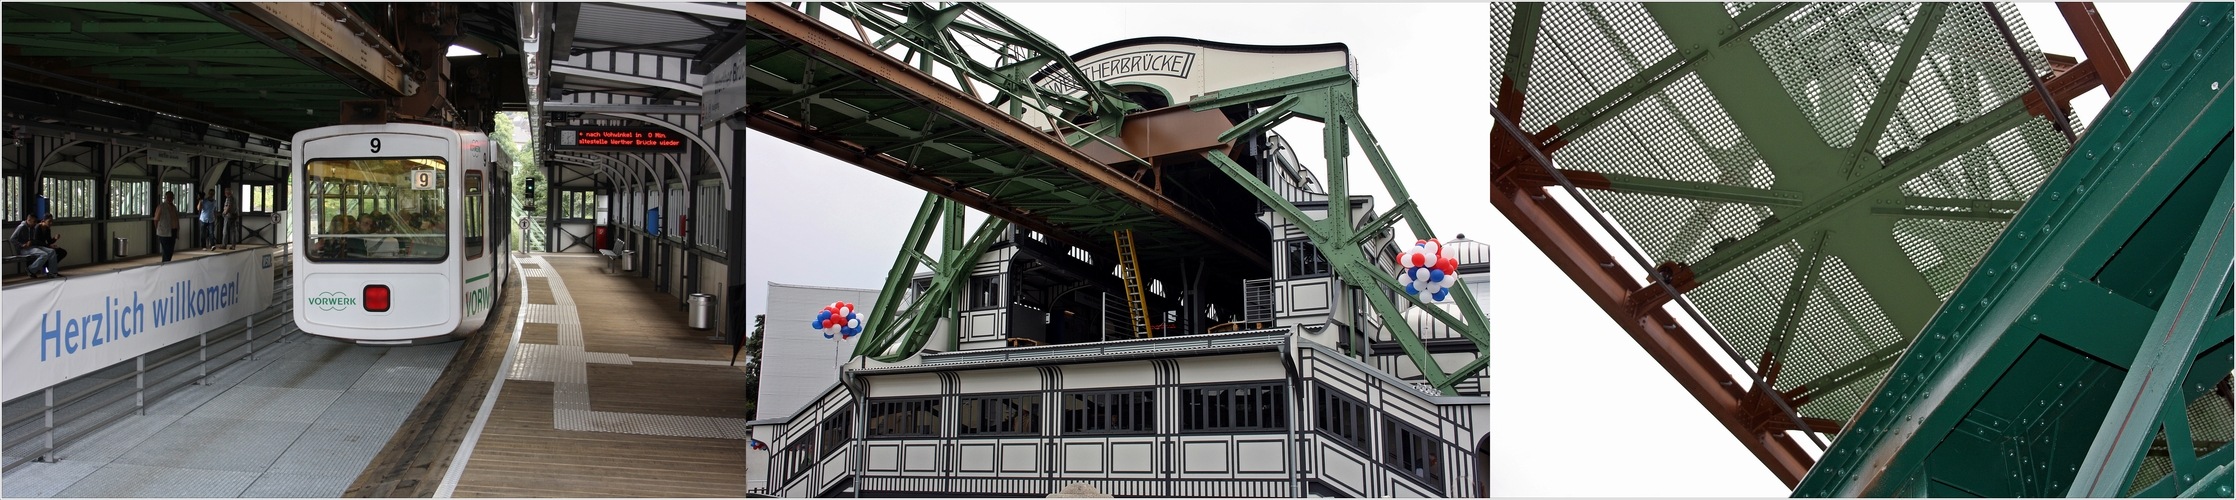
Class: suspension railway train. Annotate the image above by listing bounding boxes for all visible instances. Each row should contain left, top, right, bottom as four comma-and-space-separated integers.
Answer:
291, 123, 513, 345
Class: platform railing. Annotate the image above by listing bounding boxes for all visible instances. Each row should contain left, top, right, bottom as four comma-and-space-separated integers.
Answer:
0, 252, 301, 472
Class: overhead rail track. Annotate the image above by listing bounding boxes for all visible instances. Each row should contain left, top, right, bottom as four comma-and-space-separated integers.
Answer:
742, 2, 1486, 394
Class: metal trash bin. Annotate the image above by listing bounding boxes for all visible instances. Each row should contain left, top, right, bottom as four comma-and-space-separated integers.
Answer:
620, 250, 636, 271
687, 293, 714, 329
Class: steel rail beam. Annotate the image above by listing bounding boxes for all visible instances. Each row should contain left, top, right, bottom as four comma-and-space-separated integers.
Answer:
1490, 150, 1816, 485
229, 2, 413, 96
541, 102, 703, 115
744, 2, 1264, 268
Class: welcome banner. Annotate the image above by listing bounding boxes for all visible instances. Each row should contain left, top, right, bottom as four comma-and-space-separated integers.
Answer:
3, 250, 276, 401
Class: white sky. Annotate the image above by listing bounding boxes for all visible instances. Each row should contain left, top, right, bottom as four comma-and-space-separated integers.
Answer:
742, 2, 2186, 497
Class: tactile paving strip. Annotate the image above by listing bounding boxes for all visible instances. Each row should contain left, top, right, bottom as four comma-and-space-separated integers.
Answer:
525, 254, 749, 440
239, 471, 357, 498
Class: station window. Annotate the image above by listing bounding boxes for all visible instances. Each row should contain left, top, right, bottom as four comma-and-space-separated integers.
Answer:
303, 158, 448, 262
112, 179, 151, 218
1382, 419, 1443, 490
4, 175, 20, 222
1179, 382, 1286, 433
694, 181, 724, 251
1286, 240, 1329, 278
969, 275, 1000, 310
241, 184, 277, 213
1315, 385, 1372, 453
559, 190, 596, 220
163, 182, 194, 210
818, 408, 851, 457
41, 177, 95, 219
958, 393, 1039, 436
666, 183, 684, 239
782, 435, 815, 478
1062, 388, 1155, 435
465, 171, 485, 259
866, 397, 941, 438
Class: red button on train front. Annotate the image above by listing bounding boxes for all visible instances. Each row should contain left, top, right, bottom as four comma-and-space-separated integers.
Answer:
365, 284, 391, 312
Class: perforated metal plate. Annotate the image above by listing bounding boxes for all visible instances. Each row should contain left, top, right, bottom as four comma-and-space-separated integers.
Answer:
1496, 1, 2071, 428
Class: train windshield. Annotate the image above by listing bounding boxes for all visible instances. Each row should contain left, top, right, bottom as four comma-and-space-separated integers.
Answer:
304, 157, 449, 262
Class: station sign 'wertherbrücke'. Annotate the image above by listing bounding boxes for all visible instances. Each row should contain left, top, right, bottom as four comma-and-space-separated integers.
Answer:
551, 126, 688, 152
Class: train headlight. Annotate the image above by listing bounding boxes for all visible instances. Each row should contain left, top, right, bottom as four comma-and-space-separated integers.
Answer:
365, 284, 391, 312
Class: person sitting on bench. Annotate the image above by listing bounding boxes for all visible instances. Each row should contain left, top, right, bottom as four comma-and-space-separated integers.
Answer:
14, 215, 66, 278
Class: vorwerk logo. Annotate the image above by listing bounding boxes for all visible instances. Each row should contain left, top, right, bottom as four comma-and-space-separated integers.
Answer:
308, 291, 356, 311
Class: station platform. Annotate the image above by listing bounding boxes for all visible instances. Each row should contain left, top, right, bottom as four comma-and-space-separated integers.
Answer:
1, 253, 752, 498
2, 245, 275, 289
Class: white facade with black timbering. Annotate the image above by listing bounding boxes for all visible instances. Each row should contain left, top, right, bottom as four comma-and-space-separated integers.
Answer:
747, 136, 1490, 497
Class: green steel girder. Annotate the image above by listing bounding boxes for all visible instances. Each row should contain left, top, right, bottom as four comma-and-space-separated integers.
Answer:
1203, 86, 1490, 394
1497, 2, 1542, 106
743, 2, 1265, 270
1844, 3, 1948, 178
854, 194, 1012, 362
2071, 178, 2231, 496
814, 2, 1136, 125
1535, 3, 1804, 149
1794, 4, 2234, 496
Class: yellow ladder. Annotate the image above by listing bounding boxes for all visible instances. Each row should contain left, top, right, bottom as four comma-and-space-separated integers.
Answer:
1113, 229, 1153, 338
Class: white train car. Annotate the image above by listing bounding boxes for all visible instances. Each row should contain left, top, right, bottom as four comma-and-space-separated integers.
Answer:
291, 123, 512, 345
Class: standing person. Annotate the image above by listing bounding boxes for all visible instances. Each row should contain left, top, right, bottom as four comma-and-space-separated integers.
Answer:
197, 188, 219, 250
154, 191, 180, 262
219, 191, 238, 250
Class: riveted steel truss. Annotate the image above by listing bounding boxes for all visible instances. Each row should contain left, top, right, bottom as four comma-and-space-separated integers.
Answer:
1796, 4, 2233, 495
1490, 2, 2129, 484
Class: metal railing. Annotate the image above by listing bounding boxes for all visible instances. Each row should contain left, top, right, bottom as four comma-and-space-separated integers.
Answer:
0, 252, 300, 471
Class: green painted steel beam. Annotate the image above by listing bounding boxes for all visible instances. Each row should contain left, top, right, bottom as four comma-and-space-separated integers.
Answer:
3, 21, 240, 33
32, 2, 207, 20
1867, 206, 2018, 221
1593, 171, 1805, 208
1498, 2, 1542, 103
1210, 147, 1485, 395
1794, 4, 2233, 494
2067, 165, 2232, 497
1347, 113, 1490, 338
1185, 68, 1352, 114
1844, 4, 1947, 177
1688, 100, 2030, 283
1764, 232, 1829, 363
1539, 3, 1802, 147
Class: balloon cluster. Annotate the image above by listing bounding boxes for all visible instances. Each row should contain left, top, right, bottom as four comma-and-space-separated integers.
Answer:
812, 301, 863, 340
1396, 239, 1461, 302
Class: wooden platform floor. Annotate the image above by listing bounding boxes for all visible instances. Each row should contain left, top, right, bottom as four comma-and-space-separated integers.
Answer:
444, 253, 750, 498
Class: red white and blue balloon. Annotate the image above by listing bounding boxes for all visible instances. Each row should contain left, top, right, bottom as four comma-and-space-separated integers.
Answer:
1395, 239, 1461, 302
812, 301, 863, 340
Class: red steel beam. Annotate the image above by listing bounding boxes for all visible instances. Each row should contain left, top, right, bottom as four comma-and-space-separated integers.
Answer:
2058, 2, 2131, 96
1491, 126, 1816, 486
743, 3, 1265, 268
